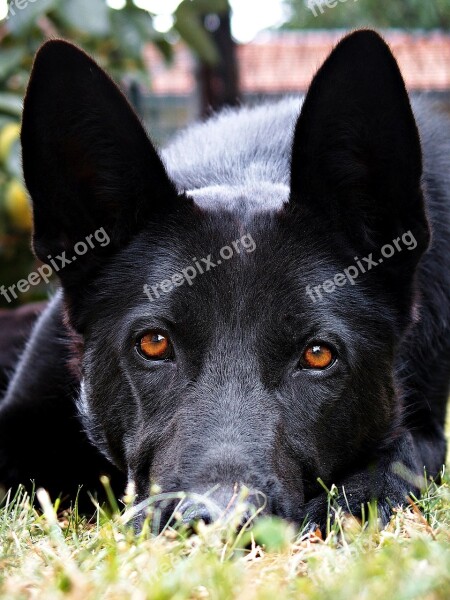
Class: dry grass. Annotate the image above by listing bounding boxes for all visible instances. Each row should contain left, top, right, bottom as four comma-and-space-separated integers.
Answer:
1, 472, 450, 600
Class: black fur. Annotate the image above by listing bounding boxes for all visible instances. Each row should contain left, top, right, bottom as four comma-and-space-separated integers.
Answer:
1, 30, 449, 527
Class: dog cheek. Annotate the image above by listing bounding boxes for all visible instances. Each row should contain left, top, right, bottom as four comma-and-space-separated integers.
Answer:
127, 415, 180, 495
80, 356, 141, 472
271, 423, 305, 514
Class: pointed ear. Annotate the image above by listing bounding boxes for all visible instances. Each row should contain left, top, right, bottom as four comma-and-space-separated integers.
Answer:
290, 30, 429, 255
21, 40, 185, 279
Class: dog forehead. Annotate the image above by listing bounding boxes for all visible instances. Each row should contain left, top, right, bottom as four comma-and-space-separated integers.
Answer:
186, 182, 289, 216
99, 197, 340, 326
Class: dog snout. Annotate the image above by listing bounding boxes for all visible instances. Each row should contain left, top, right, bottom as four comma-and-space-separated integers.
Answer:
176, 485, 267, 527
178, 499, 218, 525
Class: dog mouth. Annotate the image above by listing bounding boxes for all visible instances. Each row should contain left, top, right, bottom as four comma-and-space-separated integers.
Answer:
127, 473, 304, 533
137, 484, 268, 532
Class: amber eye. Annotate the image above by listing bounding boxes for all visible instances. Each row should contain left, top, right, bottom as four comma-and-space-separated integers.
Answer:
301, 343, 335, 370
137, 331, 173, 361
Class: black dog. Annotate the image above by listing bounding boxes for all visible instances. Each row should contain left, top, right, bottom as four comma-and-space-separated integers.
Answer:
1, 30, 449, 527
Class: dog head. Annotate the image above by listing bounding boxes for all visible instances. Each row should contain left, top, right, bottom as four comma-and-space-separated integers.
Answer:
21, 31, 429, 524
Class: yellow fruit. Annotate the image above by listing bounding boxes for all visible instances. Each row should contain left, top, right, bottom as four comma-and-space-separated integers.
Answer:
0, 122, 20, 164
5, 179, 33, 231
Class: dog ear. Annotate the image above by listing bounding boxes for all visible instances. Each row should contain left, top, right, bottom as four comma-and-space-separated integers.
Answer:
290, 30, 429, 255
21, 40, 185, 280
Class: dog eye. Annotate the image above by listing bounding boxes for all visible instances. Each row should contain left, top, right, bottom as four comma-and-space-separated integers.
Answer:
300, 343, 335, 370
137, 331, 173, 361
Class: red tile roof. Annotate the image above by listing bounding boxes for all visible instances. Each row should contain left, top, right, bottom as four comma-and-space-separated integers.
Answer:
143, 30, 450, 95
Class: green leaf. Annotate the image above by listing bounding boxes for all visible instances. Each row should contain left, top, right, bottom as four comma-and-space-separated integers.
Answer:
56, 0, 110, 37
5, 137, 22, 178
0, 47, 26, 82
178, 0, 229, 13
0, 115, 18, 129
174, 0, 230, 64
6, 0, 59, 35
0, 93, 22, 117
153, 38, 174, 64
110, 6, 155, 61
248, 516, 293, 552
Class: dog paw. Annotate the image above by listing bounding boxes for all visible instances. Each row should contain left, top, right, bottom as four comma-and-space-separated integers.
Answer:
300, 478, 410, 535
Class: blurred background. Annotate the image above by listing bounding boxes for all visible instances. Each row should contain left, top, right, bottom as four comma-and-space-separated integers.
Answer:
0, 0, 449, 307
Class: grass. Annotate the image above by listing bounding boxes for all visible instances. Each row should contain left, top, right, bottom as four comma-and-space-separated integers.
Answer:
1, 473, 450, 600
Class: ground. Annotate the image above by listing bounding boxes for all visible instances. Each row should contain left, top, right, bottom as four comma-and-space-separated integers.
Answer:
1, 462, 450, 600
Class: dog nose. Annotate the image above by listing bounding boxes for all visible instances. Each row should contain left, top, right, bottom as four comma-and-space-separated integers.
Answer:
176, 487, 264, 527
178, 499, 216, 525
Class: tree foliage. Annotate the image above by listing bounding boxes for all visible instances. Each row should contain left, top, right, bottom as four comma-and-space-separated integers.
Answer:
283, 0, 450, 30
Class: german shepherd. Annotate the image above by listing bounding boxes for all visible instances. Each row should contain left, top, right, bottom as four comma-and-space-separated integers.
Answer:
1, 30, 449, 528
